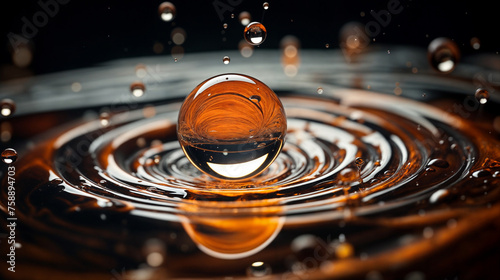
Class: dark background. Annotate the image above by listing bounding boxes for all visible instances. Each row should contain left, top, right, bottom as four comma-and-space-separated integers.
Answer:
0, 0, 498, 78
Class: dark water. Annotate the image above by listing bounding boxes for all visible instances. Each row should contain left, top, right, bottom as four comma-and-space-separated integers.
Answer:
1, 48, 500, 279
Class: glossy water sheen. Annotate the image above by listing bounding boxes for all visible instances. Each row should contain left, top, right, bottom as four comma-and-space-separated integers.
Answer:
177, 73, 287, 180
1, 49, 499, 280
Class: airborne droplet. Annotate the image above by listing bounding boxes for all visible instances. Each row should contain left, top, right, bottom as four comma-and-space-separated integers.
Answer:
475, 88, 489, 104
428, 37, 460, 73
1, 148, 17, 164
158, 2, 176, 22
244, 22, 267, 46
1, 99, 16, 117
222, 56, 230, 65
239, 11, 251, 26
130, 81, 146, 97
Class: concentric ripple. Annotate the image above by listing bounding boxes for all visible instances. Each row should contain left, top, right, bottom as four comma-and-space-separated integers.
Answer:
46, 90, 478, 215
2, 49, 500, 279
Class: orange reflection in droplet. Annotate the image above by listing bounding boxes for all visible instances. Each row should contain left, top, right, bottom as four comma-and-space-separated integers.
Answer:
180, 202, 284, 259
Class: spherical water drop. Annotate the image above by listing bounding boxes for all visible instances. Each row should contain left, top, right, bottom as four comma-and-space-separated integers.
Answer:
246, 261, 271, 277
338, 168, 359, 185
222, 56, 230, 65
475, 88, 489, 104
158, 2, 176, 22
1, 99, 16, 117
1, 148, 17, 164
130, 81, 146, 97
99, 112, 110, 127
71, 82, 82, 92
244, 22, 267, 46
333, 242, 354, 259
428, 37, 460, 73
239, 11, 251, 26
263, 2, 269, 10
317, 87, 324, 94
239, 40, 254, 58
223, 23, 228, 29
339, 22, 370, 54
177, 74, 286, 180
470, 37, 480, 50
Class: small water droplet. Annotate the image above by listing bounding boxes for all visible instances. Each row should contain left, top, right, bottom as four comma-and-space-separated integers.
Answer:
428, 37, 460, 73
100, 213, 107, 220
2, 148, 18, 164
325, 43, 330, 48
387, 49, 391, 54
317, 87, 324, 94
470, 37, 480, 50
472, 169, 491, 178
246, 261, 271, 277
97, 200, 113, 208
334, 242, 354, 259
231, 13, 235, 18
1, 99, 16, 117
130, 81, 146, 97
263, 2, 269, 10
99, 112, 110, 126
223, 23, 228, 29
244, 22, 267, 46
71, 82, 82, 92
158, 2, 176, 22
154, 155, 161, 164
222, 55, 230, 64
222, 149, 228, 156
239, 11, 251, 26
429, 189, 449, 204
339, 168, 358, 183
428, 158, 449, 168
475, 88, 489, 104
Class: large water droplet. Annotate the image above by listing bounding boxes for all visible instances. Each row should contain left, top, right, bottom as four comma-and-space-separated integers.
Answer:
222, 56, 230, 65
244, 22, 267, 46
1, 99, 16, 117
263, 2, 269, 10
158, 2, 176, 22
177, 74, 286, 180
428, 37, 460, 73
1, 148, 17, 164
